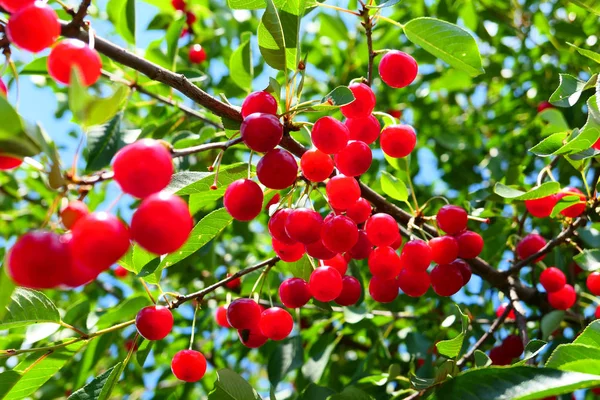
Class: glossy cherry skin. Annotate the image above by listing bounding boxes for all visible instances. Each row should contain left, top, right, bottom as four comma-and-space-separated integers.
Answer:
257, 149, 298, 190
215, 306, 231, 328
367, 246, 400, 279
540, 267, 566, 293
489, 346, 511, 366
380, 125, 416, 158
7, 2, 60, 53
300, 148, 334, 182
451, 259, 472, 285
369, 276, 398, 303
0, 80, 7, 97
525, 195, 558, 218
225, 274, 241, 290
224, 179, 263, 221
113, 139, 173, 199
1, 0, 34, 12
285, 208, 323, 245
340, 82, 376, 119
595, 305, 600, 319
131, 192, 193, 255
345, 115, 381, 144
306, 239, 336, 260
60, 233, 99, 288
311, 116, 349, 154
238, 325, 268, 348
259, 307, 293, 340
430, 263, 464, 297
348, 230, 373, 260
48, 39, 101, 86
397, 268, 430, 297
587, 272, 600, 296
455, 231, 484, 259
364, 213, 399, 247
325, 254, 348, 275
537, 101, 553, 113
400, 239, 432, 271
321, 215, 359, 253
334, 140, 372, 177
390, 235, 403, 250
334, 276, 362, 306
516, 233, 547, 263
188, 44, 206, 64
60, 200, 89, 230
186, 11, 196, 25
240, 113, 283, 153
558, 187, 586, 218
265, 193, 280, 212
326, 175, 361, 210
309, 266, 343, 302
279, 278, 312, 308
272, 238, 305, 262
378, 50, 418, 88
268, 209, 296, 244
171, 0, 186, 10
7, 231, 70, 289
241, 91, 278, 118
171, 350, 207, 382
71, 212, 130, 273
436, 205, 468, 234
429, 236, 459, 265
502, 335, 524, 359
135, 305, 174, 340
496, 303, 516, 320
114, 265, 129, 278
226, 298, 262, 330
548, 284, 576, 310
346, 198, 371, 224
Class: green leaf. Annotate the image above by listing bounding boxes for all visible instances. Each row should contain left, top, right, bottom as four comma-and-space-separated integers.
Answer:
473, 350, 491, 368
550, 74, 597, 107
0, 264, 16, 322
541, 310, 565, 339
268, 336, 303, 388
68, 363, 122, 400
329, 387, 373, 400
567, 42, 600, 64
96, 295, 149, 329
550, 195, 581, 218
573, 249, 600, 271
0, 371, 21, 398
367, 0, 401, 9
529, 131, 569, 156
568, 0, 600, 16
573, 320, 600, 347
136, 339, 153, 366
553, 128, 600, 156
435, 305, 468, 358
302, 339, 339, 383
107, 0, 136, 44
258, 0, 287, 71
207, 368, 261, 400
229, 32, 254, 92
166, 16, 186, 69
282, 255, 312, 281
493, 182, 560, 200
298, 383, 336, 400
86, 111, 124, 172
403, 17, 484, 77
546, 344, 600, 374
167, 163, 247, 195
380, 171, 409, 202
0, 288, 60, 329
19, 56, 49, 75
69, 74, 129, 129
538, 109, 570, 136
320, 86, 354, 107
514, 340, 548, 366
227, 0, 265, 9
0, 96, 41, 158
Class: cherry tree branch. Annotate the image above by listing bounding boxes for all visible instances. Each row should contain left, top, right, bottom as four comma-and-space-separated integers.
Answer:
360, 5, 376, 85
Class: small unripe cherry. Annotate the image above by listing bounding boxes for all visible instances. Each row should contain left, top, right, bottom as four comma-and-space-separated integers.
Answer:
397, 268, 430, 297
0, 154, 22, 170
300, 148, 334, 182
114, 265, 128, 278
6, 2, 60, 53
311, 116, 349, 154
365, 213, 399, 247
238, 325, 268, 348
429, 236, 459, 265
321, 215, 359, 253
60, 200, 89, 229
548, 284, 576, 310
279, 278, 311, 308
525, 195, 558, 218
348, 230, 373, 260
587, 272, 600, 296
240, 113, 283, 153
1, 0, 34, 12
334, 276, 362, 306
368, 246, 401, 279
334, 140, 372, 177
241, 91, 278, 118
400, 239, 432, 271
171, 350, 207, 382
268, 209, 296, 244
436, 205, 468, 234
502, 334, 524, 359
325, 254, 348, 275
259, 307, 293, 340
188, 44, 207, 64
558, 187, 586, 218
540, 267, 566, 293
326, 175, 361, 210
340, 82, 376, 119
224, 179, 263, 221
380, 125, 416, 158
135, 305, 174, 340
48, 39, 102, 86
455, 230, 484, 259
306, 239, 336, 260
272, 238, 305, 262
227, 298, 261, 330
451, 259, 472, 285
345, 115, 381, 144
378, 50, 418, 88
285, 208, 323, 245
369, 276, 398, 303
215, 306, 231, 328
309, 266, 343, 302
516, 234, 547, 263
257, 149, 298, 190
346, 198, 372, 224
430, 263, 464, 297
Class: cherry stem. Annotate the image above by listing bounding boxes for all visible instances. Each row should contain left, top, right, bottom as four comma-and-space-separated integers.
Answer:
105, 192, 124, 213
404, 158, 419, 212
211, 150, 225, 189
59, 320, 89, 338
247, 151, 254, 179
376, 15, 405, 29
140, 279, 157, 304
189, 302, 199, 350
467, 215, 490, 223
316, 2, 360, 16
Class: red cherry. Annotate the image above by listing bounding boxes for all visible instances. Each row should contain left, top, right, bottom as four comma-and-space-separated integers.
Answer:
321, 215, 359, 253
397, 268, 430, 297
215, 306, 231, 328
48, 39, 101, 86
334, 140, 372, 177
324, 254, 348, 275
309, 266, 343, 302
113, 139, 173, 199
60, 200, 89, 229
378, 50, 418, 88
60, 234, 99, 288
224, 179, 263, 221
369, 276, 398, 303
135, 305, 173, 340
489, 346, 511, 366
1, 0, 34, 12
430, 263, 464, 297
348, 230, 373, 260
0, 80, 6, 98
345, 115, 381, 144
540, 267, 566, 293
388, 109, 402, 119
340, 82, 376, 119
456, 231, 484, 259
587, 272, 600, 296
496, 303, 516, 320
7, 231, 70, 289
188, 44, 206, 64
400, 239, 432, 271
429, 236, 459, 264
279, 278, 311, 308
516, 233, 546, 263
285, 208, 323, 244
326, 175, 361, 210
257, 149, 298, 190
241, 91, 278, 118
525, 195, 559, 218
171, 0, 186, 10
346, 198, 372, 224
240, 113, 283, 153
272, 238, 305, 262
306, 239, 336, 260
265, 193, 280, 212
171, 350, 206, 382
437, 205, 468, 235
390, 235, 403, 250
334, 276, 362, 306
451, 259, 472, 285
131, 192, 193, 255
225, 274, 241, 290
71, 212, 130, 273
226, 298, 261, 330
259, 307, 293, 340
595, 305, 600, 319
502, 334, 524, 359
7, 2, 59, 53
537, 101, 554, 113
0, 154, 22, 170
300, 148, 334, 182
311, 116, 349, 154
548, 284, 576, 310
114, 265, 128, 278
124, 339, 138, 352
558, 187, 586, 218
185, 11, 196, 25
365, 213, 399, 247
238, 325, 268, 348
368, 246, 401, 279
593, 138, 600, 151
380, 124, 416, 158
268, 209, 296, 244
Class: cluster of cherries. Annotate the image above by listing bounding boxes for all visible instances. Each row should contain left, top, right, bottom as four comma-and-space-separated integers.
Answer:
488, 334, 524, 366
168, 0, 207, 64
